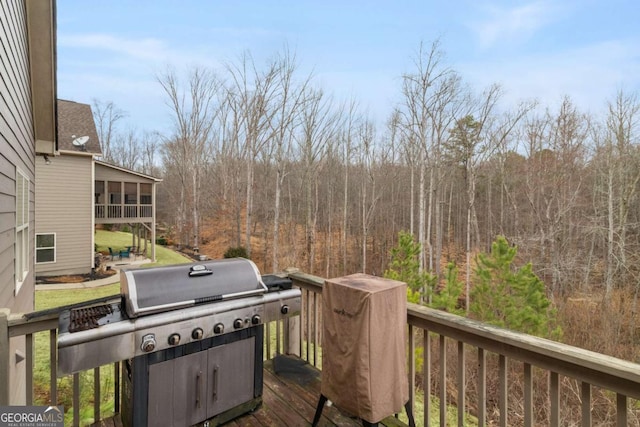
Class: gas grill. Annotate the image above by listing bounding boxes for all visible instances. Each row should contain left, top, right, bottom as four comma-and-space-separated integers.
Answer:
57, 258, 301, 427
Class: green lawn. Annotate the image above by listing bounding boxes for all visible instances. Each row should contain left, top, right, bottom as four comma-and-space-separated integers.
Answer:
34, 230, 192, 425
36, 230, 191, 311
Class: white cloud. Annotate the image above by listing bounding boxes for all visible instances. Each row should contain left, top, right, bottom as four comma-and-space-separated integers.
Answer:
458, 38, 640, 114
469, 1, 563, 49
57, 33, 229, 131
59, 34, 169, 61
57, 33, 223, 69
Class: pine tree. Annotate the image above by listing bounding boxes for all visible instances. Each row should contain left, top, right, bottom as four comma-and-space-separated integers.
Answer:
470, 236, 560, 337
384, 231, 435, 303
431, 262, 465, 315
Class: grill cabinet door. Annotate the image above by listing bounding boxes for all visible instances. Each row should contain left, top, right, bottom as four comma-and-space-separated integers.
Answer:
173, 351, 208, 426
147, 359, 174, 427
148, 351, 208, 427
207, 337, 255, 418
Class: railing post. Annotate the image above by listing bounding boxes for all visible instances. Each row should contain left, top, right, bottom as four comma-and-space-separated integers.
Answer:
287, 315, 301, 357
408, 324, 415, 415
0, 309, 9, 405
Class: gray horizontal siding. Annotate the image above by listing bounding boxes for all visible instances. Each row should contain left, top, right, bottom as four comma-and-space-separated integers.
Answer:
95, 163, 156, 183
35, 155, 93, 276
0, 0, 35, 312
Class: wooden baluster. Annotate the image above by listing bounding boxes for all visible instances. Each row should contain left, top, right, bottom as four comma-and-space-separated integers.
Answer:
549, 371, 559, 427
524, 363, 532, 427
424, 329, 431, 427
499, 355, 507, 427
478, 348, 486, 427
581, 382, 591, 426
457, 341, 465, 427
440, 335, 446, 427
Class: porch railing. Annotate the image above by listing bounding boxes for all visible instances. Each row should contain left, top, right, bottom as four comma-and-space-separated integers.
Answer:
94, 204, 153, 220
3, 270, 640, 426
285, 271, 640, 427
0, 295, 121, 427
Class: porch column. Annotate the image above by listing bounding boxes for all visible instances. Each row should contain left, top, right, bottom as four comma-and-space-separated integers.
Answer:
151, 182, 157, 262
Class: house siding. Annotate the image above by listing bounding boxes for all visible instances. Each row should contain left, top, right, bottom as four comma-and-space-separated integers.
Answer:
0, 0, 35, 313
0, 0, 36, 405
36, 154, 94, 276
95, 163, 158, 183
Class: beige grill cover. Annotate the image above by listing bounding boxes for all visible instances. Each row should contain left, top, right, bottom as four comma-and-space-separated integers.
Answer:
321, 273, 408, 423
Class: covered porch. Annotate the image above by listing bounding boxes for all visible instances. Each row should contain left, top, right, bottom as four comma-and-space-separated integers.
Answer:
94, 160, 161, 262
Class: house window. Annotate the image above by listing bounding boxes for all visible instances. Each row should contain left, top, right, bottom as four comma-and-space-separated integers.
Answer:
15, 169, 29, 293
36, 233, 56, 264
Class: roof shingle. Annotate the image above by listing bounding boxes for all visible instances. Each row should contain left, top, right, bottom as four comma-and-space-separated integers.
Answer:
57, 99, 102, 154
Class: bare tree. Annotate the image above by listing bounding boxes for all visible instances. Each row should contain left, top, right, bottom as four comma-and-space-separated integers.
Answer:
157, 66, 221, 250
226, 52, 280, 256
358, 119, 381, 272
218, 87, 247, 246
341, 99, 361, 274
139, 131, 161, 177
446, 85, 534, 310
296, 87, 341, 273
269, 49, 312, 271
517, 98, 588, 293
110, 127, 140, 170
603, 90, 640, 300
92, 99, 126, 163
399, 40, 461, 301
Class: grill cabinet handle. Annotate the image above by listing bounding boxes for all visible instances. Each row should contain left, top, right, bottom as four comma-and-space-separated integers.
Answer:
212, 365, 219, 402
196, 370, 202, 409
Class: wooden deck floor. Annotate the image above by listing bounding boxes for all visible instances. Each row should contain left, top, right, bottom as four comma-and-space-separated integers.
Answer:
91, 355, 408, 427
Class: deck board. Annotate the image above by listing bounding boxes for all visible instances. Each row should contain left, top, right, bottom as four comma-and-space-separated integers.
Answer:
91, 355, 406, 427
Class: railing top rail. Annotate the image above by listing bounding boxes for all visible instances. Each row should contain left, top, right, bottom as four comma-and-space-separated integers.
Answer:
288, 271, 640, 399
409, 303, 640, 399
288, 271, 324, 292
7, 294, 120, 338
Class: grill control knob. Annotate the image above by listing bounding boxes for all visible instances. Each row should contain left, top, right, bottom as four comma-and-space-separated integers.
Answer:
141, 334, 156, 353
233, 318, 244, 329
280, 305, 289, 315
213, 323, 224, 334
168, 333, 181, 346
192, 328, 204, 340
251, 314, 261, 325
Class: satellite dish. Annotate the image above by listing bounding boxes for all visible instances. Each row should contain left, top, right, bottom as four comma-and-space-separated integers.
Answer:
72, 135, 90, 146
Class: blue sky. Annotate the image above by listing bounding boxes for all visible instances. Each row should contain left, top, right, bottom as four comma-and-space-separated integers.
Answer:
57, 1, 640, 134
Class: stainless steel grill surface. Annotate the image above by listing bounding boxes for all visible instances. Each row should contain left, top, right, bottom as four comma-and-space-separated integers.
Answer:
121, 257, 265, 317
57, 258, 301, 375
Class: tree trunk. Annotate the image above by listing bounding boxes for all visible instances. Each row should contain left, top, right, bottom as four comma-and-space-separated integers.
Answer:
245, 158, 254, 256
272, 167, 282, 271
606, 162, 615, 300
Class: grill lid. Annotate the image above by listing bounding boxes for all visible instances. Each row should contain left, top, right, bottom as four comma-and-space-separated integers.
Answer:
121, 258, 265, 318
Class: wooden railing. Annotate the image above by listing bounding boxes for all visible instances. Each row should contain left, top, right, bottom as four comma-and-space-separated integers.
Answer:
3, 270, 640, 426
94, 204, 153, 220
285, 271, 640, 427
0, 296, 121, 427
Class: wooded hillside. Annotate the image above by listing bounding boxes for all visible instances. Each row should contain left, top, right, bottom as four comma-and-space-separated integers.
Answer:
97, 42, 640, 310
